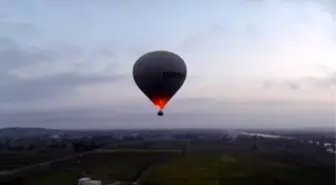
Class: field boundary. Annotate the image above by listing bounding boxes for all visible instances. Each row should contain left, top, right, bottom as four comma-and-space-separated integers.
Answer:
97, 149, 183, 153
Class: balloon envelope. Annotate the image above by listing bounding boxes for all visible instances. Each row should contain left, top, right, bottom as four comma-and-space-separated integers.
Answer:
133, 50, 187, 110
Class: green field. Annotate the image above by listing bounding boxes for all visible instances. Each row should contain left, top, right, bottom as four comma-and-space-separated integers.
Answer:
1, 141, 335, 185
106, 140, 187, 150
144, 155, 221, 185
11, 150, 181, 185
144, 152, 335, 185
0, 150, 72, 171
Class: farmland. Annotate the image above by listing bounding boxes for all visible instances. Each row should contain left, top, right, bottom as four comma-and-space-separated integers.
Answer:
0, 150, 72, 171
144, 152, 335, 185
4, 151, 333, 185
6, 150, 181, 185
0, 129, 335, 185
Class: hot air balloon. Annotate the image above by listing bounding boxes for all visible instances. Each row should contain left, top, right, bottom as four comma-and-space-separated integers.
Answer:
133, 50, 187, 116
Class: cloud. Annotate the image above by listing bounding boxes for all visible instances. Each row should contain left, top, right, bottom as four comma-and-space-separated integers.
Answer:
0, 20, 35, 32
0, 37, 122, 104
263, 72, 336, 91
0, 13, 37, 42
180, 24, 225, 52
0, 37, 60, 72
0, 73, 124, 103
263, 80, 301, 90
0, 98, 334, 129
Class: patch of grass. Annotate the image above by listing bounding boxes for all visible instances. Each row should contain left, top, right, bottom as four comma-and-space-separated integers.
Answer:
106, 140, 187, 151
19, 170, 78, 185
97, 149, 182, 153
0, 151, 71, 171
14, 151, 180, 185
3, 141, 335, 185
144, 152, 335, 185
144, 156, 221, 185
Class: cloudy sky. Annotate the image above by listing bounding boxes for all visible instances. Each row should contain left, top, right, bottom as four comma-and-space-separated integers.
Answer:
0, 0, 335, 129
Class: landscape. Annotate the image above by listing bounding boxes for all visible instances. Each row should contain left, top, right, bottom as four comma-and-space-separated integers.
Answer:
0, 127, 334, 185
1, 0, 335, 185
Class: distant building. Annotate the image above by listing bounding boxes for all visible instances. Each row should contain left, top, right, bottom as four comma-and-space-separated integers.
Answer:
87, 180, 102, 185
51, 134, 61, 139
326, 148, 336, 154
78, 177, 91, 185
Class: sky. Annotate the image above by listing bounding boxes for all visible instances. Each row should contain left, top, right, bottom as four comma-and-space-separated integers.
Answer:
0, 0, 335, 129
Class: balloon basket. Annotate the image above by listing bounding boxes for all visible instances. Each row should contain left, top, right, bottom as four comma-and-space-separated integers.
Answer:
157, 110, 164, 116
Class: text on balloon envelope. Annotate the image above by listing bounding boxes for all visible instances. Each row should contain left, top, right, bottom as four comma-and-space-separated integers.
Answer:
162, 72, 186, 80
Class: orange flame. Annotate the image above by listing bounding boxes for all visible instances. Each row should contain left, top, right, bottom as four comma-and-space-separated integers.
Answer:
152, 98, 168, 110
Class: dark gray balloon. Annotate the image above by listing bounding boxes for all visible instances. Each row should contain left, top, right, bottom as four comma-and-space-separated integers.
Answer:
133, 50, 187, 113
